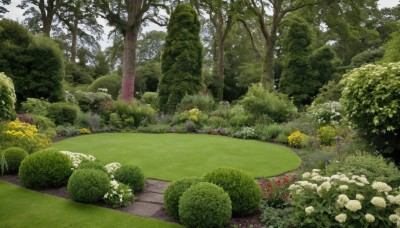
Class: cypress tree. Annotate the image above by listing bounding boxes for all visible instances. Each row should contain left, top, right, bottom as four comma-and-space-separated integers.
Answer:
158, 4, 203, 113
279, 19, 319, 107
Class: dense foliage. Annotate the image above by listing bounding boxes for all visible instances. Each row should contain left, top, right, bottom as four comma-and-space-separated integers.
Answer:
340, 63, 400, 158
0, 147, 28, 173
114, 164, 145, 193
67, 169, 110, 203
19, 150, 72, 189
158, 4, 203, 113
47, 102, 79, 125
164, 177, 202, 219
0, 72, 16, 121
179, 182, 232, 228
203, 167, 261, 216
88, 74, 121, 99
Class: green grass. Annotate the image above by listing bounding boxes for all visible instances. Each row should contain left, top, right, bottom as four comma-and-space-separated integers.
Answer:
0, 181, 180, 228
53, 133, 301, 181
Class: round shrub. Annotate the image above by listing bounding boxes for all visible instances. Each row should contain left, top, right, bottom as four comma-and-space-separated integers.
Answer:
67, 169, 110, 203
287, 131, 308, 148
1, 147, 28, 173
179, 182, 232, 228
47, 102, 79, 125
88, 74, 121, 99
77, 161, 107, 174
164, 177, 202, 219
19, 150, 72, 189
340, 62, 400, 158
114, 164, 145, 193
317, 125, 337, 146
203, 167, 261, 216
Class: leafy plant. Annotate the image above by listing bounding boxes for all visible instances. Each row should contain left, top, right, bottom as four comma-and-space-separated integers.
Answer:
317, 125, 337, 146
104, 180, 135, 207
259, 177, 292, 208
308, 101, 344, 126
114, 164, 145, 193
47, 102, 79, 125
19, 150, 72, 189
179, 182, 232, 228
77, 161, 107, 174
164, 177, 202, 219
177, 94, 216, 112
0, 72, 16, 121
21, 98, 51, 116
260, 204, 296, 228
0, 152, 8, 175
288, 131, 308, 148
203, 167, 262, 216
232, 127, 256, 139
0, 147, 28, 173
56, 125, 80, 137
67, 169, 110, 203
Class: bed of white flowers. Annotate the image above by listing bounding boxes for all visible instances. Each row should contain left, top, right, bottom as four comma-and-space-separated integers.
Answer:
59, 151, 96, 170
60, 151, 135, 208
288, 169, 400, 227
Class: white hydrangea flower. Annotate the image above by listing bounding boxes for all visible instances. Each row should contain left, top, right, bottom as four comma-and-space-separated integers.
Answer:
356, 194, 364, 201
394, 195, 400, 205
372, 182, 393, 193
305, 206, 314, 215
60, 151, 96, 170
395, 207, 400, 216
345, 200, 362, 212
288, 184, 299, 190
371, 197, 387, 208
339, 185, 348, 191
340, 177, 350, 183
388, 195, 396, 204
331, 174, 341, 180
311, 175, 324, 182
337, 194, 350, 208
365, 214, 375, 223
335, 213, 347, 223
312, 169, 321, 173
105, 162, 121, 174
358, 176, 369, 184
302, 172, 311, 179
389, 214, 399, 223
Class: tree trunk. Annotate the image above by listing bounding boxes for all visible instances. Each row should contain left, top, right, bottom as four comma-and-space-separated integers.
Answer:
120, 27, 139, 104
70, 19, 78, 63
215, 38, 225, 101
262, 38, 276, 88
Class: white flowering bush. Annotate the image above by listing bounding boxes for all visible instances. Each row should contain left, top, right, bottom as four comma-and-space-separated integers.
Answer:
289, 169, 400, 227
232, 127, 256, 139
104, 162, 121, 177
59, 151, 96, 170
103, 180, 135, 207
308, 101, 344, 126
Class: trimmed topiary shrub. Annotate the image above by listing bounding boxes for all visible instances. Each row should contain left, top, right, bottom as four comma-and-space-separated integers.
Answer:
203, 167, 262, 216
1, 147, 28, 173
47, 102, 79, 125
114, 164, 145, 193
67, 169, 110, 203
19, 150, 72, 189
88, 74, 121, 99
179, 182, 232, 228
76, 161, 107, 174
164, 177, 202, 219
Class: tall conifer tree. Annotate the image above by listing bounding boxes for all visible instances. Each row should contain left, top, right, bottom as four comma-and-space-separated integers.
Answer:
158, 4, 203, 113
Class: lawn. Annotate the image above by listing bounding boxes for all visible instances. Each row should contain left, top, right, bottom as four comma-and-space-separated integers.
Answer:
53, 133, 301, 180
0, 181, 180, 228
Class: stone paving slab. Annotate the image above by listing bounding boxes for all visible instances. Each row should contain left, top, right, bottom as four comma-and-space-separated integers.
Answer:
120, 201, 163, 217
137, 192, 164, 204
145, 179, 170, 194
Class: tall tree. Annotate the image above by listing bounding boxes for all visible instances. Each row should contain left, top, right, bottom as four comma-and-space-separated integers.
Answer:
0, 0, 10, 17
55, 0, 102, 63
279, 19, 317, 106
95, 0, 168, 104
243, 0, 317, 87
194, 0, 240, 101
18, 0, 64, 36
157, 4, 203, 113
136, 30, 166, 64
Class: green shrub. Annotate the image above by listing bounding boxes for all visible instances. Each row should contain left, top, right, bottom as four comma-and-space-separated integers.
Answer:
104, 180, 135, 207
0, 72, 16, 121
206, 116, 229, 128
114, 164, 145, 193
21, 98, 51, 116
88, 74, 121, 99
19, 150, 72, 189
47, 102, 79, 125
179, 182, 232, 228
140, 92, 158, 108
73, 90, 112, 113
276, 133, 288, 144
317, 125, 337, 145
228, 105, 251, 127
340, 62, 400, 158
308, 101, 344, 126
324, 152, 400, 187
67, 169, 110, 203
164, 177, 202, 219
1, 147, 28, 173
77, 161, 107, 174
260, 204, 295, 227
56, 125, 80, 136
288, 131, 308, 148
177, 94, 216, 112
30, 114, 56, 138
240, 84, 297, 124
232, 127, 256, 139
203, 167, 261, 216
254, 124, 286, 141
138, 124, 170, 133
